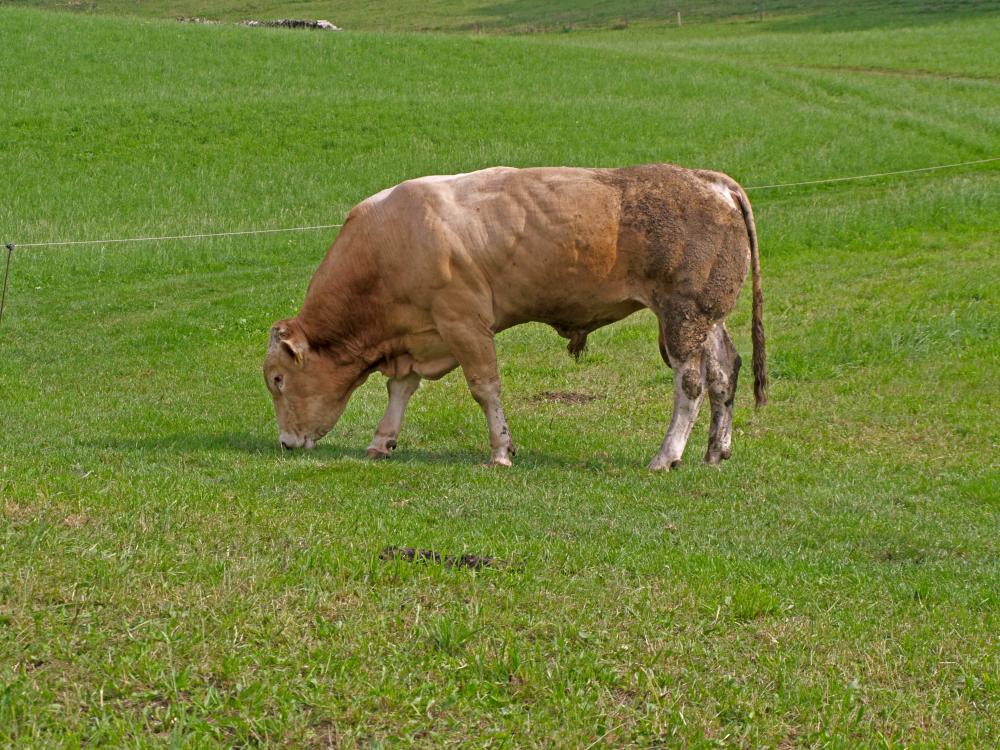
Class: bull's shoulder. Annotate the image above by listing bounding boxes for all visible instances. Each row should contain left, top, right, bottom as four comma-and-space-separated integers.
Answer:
367, 167, 520, 205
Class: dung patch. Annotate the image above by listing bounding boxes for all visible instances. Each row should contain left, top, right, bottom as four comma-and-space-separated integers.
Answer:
379, 546, 500, 571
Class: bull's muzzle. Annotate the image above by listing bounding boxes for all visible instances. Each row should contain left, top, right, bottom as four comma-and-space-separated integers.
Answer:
279, 432, 316, 450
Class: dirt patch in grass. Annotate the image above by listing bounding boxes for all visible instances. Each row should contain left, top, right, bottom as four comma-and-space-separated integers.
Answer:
61, 513, 89, 529
3, 501, 33, 523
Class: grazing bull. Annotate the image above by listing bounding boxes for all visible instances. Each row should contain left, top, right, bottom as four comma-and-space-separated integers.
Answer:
264, 164, 766, 470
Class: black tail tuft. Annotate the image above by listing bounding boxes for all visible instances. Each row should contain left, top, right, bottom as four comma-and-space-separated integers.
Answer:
732, 186, 767, 406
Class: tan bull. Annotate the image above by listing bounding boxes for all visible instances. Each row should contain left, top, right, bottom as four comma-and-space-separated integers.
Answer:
264, 164, 766, 470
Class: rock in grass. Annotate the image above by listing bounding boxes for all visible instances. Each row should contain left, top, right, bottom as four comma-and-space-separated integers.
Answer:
239, 19, 342, 31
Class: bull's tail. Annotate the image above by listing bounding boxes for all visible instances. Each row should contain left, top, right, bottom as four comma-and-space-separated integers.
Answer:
733, 186, 767, 406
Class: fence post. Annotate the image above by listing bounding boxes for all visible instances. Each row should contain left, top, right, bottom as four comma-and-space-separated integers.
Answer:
0, 243, 14, 326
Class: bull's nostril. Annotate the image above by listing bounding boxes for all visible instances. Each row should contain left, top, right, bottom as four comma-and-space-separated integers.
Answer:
280, 440, 292, 450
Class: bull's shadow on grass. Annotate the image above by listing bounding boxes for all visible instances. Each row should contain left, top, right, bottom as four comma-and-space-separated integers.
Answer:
90, 431, 292, 457
87, 431, 612, 470
376, 447, 610, 471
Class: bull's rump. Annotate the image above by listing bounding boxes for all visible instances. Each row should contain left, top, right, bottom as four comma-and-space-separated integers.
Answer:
359, 165, 749, 331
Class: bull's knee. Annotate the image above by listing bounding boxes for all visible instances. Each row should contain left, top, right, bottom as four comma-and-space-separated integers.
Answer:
706, 360, 728, 400
681, 368, 703, 400
466, 375, 500, 404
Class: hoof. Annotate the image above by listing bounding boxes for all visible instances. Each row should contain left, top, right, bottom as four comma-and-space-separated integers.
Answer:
489, 455, 514, 468
366, 439, 396, 460
705, 447, 731, 465
648, 457, 682, 473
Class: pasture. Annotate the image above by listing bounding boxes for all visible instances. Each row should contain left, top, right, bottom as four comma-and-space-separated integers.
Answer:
1, 2, 998, 746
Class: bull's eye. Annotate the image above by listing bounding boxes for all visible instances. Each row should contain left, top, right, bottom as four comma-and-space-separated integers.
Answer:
273, 374, 284, 389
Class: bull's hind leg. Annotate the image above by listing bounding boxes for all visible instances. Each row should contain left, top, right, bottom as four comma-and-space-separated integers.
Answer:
367, 372, 421, 460
649, 358, 705, 471
649, 302, 710, 472
705, 325, 741, 466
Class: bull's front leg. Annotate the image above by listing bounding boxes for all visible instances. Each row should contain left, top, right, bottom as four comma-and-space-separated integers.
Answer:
436, 317, 515, 467
366, 372, 421, 460
466, 370, 515, 467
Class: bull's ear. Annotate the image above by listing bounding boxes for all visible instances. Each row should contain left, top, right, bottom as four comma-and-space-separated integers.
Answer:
269, 321, 306, 367
282, 337, 305, 367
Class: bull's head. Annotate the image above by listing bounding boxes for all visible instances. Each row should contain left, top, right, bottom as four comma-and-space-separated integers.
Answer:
263, 319, 367, 450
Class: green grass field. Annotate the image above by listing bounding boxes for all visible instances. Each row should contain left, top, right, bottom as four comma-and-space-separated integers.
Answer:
7, 0, 1000, 31
1, 2, 998, 746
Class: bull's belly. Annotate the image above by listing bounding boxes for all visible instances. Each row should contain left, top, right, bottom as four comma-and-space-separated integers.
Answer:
393, 277, 644, 380
492, 292, 645, 334
483, 230, 644, 333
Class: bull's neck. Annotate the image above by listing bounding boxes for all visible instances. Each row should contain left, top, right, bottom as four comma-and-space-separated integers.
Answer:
296, 229, 388, 365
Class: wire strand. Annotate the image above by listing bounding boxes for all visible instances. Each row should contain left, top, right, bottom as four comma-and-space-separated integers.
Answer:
11, 222, 344, 249
5, 156, 998, 249
744, 156, 999, 190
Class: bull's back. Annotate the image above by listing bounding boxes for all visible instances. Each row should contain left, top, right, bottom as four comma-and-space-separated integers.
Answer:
446, 168, 631, 327
363, 165, 748, 329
